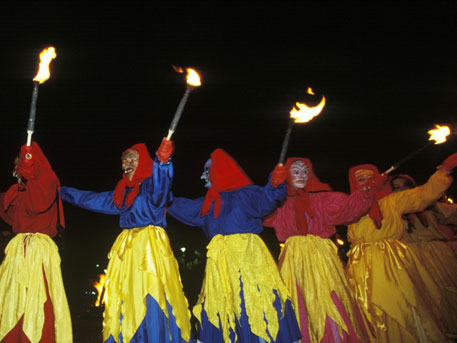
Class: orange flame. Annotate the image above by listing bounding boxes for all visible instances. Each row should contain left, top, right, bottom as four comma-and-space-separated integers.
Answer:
448, 197, 454, 204
428, 124, 450, 144
93, 273, 107, 307
33, 47, 57, 84
186, 68, 201, 87
336, 238, 345, 246
290, 93, 326, 123
306, 87, 315, 95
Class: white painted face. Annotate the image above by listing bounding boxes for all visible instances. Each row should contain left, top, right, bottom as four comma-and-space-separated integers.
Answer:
354, 169, 374, 186
289, 160, 309, 189
201, 159, 212, 188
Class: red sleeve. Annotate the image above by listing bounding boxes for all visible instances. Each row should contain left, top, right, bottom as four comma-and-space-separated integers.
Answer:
0, 193, 13, 226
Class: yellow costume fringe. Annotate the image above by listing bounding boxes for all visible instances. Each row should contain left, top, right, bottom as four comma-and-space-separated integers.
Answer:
193, 233, 291, 343
279, 235, 368, 342
102, 225, 191, 343
0, 233, 72, 343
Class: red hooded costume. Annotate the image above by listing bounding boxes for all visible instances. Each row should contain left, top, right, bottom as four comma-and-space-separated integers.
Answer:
348, 164, 390, 229
0, 142, 64, 237
200, 148, 253, 218
113, 143, 154, 209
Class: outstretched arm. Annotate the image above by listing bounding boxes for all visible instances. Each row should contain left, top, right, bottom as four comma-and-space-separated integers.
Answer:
60, 186, 120, 215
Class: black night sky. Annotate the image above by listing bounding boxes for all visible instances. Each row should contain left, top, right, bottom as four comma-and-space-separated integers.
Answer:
0, 1, 457, 340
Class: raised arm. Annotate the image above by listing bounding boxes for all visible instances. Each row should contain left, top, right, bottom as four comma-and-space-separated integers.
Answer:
60, 186, 120, 215
167, 196, 205, 228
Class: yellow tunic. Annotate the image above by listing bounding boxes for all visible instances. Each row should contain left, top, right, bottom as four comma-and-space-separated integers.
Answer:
0, 233, 72, 343
402, 208, 457, 334
103, 225, 191, 343
346, 168, 451, 343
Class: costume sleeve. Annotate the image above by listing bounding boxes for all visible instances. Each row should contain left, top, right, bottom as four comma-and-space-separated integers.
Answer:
239, 177, 287, 218
321, 190, 374, 226
60, 186, 120, 215
167, 196, 204, 227
0, 193, 13, 226
433, 202, 457, 225
146, 157, 173, 207
391, 168, 452, 215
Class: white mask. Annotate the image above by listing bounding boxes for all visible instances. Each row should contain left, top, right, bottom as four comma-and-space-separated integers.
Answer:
289, 160, 309, 189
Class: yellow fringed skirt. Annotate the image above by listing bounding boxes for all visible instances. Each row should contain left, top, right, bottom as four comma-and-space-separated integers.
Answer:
193, 233, 292, 343
279, 235, 368, 343
347, 239, 447, 343
102, 225, 191, 343
0, 233, 72, 343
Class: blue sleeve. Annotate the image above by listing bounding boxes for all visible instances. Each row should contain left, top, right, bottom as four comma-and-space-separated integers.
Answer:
142, 157, 173, 208
239, 175, 287, 218
167, 196, 204, 228
60, 186, 120, 215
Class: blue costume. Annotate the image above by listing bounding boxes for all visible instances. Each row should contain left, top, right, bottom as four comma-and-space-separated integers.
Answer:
167, 149, 300, 343
61, 143, 191, 343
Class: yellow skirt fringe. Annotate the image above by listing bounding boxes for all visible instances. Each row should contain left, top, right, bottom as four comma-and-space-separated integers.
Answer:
347, 239, 447, 343
0, 233, 72, 343
193, 233, 291, 343
103, 225, 191, 343
279, 235, 368, 343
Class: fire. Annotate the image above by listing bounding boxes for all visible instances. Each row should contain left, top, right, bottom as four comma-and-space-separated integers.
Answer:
290, 94, 326, 123
428, 124, 450, 144
93, 273, 107, 307
306, 87, 315, 95
33, 47, 57, 84
448, 197, 454, 204
186, 68, 201, 87
336, 238, 345, 246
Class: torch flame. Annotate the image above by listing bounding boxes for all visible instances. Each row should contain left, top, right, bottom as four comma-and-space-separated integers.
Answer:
448, 197, 454, 204
336, 238, 345, 246
93, 273, 107, 307
428, 124, 450, 144
186, 68, 201, 87
290, 95, 326, 123
306, 87, 315, 95
33, 47, 57, 84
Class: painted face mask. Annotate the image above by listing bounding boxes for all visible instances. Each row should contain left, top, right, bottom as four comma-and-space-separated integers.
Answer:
354, 169, 374, 187
289, 160, 309, 189
121, 149, 140, 181
201, 159, 212, 188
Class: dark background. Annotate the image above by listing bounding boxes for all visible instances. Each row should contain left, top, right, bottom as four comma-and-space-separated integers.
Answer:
0, 1, 456, 341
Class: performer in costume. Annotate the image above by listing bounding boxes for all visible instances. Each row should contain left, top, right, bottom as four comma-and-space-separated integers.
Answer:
263, 157, 375, 343
60, 138, 192, 343
167, 149, 301, 343
345, 154, 457, 343
391, 174, 457, 335
0, 142, 72, 343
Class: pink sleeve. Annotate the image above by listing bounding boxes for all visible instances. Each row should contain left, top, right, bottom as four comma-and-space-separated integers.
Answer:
318, 190, 374, 226
263, 197, 298, 241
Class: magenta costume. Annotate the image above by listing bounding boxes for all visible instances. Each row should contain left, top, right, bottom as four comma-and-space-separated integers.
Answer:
263, 157, 372, 343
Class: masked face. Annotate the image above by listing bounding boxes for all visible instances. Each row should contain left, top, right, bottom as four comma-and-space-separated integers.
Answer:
289, 160, 309, 189
391, 177, 415, 192
121, 149, 139, 181
12, 156, 22, 184
354, 169, 374, 186
201, 159, 212, 188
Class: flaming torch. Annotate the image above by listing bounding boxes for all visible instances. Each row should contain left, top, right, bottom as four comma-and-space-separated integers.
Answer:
93, 273, 107, 307
278, 88, 326, 165
27, 47, 57, 146
166, 67, 201, 140
384, 124, 451, 174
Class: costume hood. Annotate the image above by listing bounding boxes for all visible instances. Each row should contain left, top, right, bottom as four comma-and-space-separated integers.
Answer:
113, 143, 153, 209
200, 148, 253, 218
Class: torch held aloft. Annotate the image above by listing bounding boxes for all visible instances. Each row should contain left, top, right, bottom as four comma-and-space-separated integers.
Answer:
278, 119, 294, 165
384, 141, 434, 174
167, 85, 193, 140
26, 82, 39, 146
